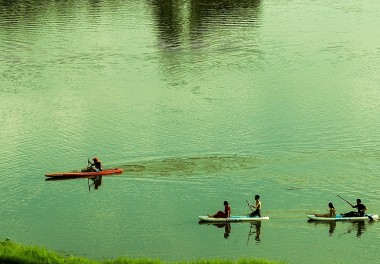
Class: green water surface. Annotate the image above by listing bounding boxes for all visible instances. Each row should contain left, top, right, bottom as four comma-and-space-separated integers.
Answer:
1, 0, 380, 263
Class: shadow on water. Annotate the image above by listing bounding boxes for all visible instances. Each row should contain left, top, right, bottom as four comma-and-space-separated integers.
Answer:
119, 155, 266, 177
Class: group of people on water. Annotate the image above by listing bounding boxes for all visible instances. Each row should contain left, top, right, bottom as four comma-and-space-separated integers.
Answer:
83, 157, 370, 219
208, 195, 368, 219
314, 198, 368, 218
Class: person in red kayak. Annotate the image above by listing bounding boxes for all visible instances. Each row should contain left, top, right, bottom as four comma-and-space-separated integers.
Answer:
208, 201, 231, 218
88, 157, 102, 172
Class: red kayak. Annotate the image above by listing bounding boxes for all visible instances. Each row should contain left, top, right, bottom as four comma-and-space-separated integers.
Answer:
45, 168, 123, 178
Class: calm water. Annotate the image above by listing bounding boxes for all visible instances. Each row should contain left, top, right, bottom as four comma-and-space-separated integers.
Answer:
1, 0, 380, 263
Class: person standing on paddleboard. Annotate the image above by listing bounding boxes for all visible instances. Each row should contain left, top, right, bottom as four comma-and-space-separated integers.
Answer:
208, 201, 231, 218
341, 198, 367, 217
248, 195, 262, 217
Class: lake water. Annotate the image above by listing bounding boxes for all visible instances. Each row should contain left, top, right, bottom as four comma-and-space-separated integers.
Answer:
1, 0, 380, 263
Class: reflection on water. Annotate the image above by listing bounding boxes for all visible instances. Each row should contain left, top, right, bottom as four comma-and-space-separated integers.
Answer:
344, 221, 366, 238
199, 221, 263, 242
88, 176, 102, 191
149, 0, 263, 87
150, 0, 262, 48
329, 222, 337, 236
198, 222, 231, 239
216, 223, 232, 239
45, 175, 104, 191
247, 221, 261, 244
308, 220, 369, 238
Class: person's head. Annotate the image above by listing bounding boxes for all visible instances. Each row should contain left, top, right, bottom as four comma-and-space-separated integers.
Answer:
223, 201, 229, 206
328, 202, 334, 209
255, 195, 260, 200
93, 157, 99, 162
356, 199, 361, 204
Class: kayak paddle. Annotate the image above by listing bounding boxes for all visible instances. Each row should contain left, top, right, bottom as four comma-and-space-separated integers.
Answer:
246, 199, 254, 213
337, 195, 353, 206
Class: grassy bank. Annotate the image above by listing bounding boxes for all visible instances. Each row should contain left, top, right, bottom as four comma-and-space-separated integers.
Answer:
0, 239, 285, 264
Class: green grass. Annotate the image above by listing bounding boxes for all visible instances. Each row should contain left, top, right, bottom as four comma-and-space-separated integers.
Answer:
0, 239, 285, 264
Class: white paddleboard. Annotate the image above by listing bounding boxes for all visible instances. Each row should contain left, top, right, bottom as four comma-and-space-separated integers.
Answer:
199, 215, 269, 222
307, 214, 378, 221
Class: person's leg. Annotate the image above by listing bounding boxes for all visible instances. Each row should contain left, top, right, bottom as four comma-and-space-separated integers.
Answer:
342, 211, 355, 217
209, 211, 225, 218
250, 209, 260, 217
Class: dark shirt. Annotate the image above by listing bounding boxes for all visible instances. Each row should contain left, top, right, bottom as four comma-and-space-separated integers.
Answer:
93, 160, 102, 171
353, 203, 366, 216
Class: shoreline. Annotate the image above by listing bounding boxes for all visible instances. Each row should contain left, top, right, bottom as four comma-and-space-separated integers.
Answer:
0, 239, 285, 264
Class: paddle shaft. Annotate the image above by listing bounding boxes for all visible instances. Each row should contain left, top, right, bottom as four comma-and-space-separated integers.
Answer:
246, 200, 254, 213
337, 195, 353, 207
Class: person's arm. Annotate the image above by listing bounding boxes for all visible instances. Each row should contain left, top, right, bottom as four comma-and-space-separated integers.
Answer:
249, 201, 259, 209
247, 201, 255, 209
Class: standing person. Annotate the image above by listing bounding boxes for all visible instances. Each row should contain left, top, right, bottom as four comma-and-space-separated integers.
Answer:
314, 202, 336, 217
341, 199, 367, 217
208, 201, 231, 218
248, 195, 262, 217
88, 157, 102, 172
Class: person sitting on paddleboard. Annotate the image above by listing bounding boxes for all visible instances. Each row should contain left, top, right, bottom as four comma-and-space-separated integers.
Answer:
248, 195, 262, 217
88, 157, 102, 172
341, 199, 367, 217
208, 201, 231, 218
314, 202, 336, 217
